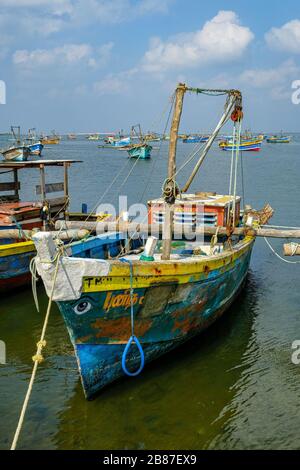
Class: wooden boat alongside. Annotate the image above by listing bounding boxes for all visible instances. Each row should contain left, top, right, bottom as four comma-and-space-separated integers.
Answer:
0, 160, 81, 292
33, 84, 271, 399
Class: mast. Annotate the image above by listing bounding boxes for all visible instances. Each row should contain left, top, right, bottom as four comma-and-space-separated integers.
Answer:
161, 83, 186, 260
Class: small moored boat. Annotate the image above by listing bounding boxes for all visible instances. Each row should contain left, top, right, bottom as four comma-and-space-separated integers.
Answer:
1, 126, 30, 162
266, 135, 291, 143
219, 140, 262, 151
41, 131, 60, 145
26, 128, 44, 156
182, 135, 209, 143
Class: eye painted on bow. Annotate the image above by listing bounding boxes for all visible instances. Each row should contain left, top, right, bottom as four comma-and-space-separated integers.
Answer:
73, 300, 92, 315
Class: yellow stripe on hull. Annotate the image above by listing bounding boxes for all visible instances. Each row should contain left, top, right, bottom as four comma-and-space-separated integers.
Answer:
0, 240, 35, 257
83, 236, 255, 292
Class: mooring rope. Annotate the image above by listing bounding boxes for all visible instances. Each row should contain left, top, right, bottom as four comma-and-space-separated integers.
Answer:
264, 237, 300, 264
120, 258, 145, 377
10, 251, 62, 450
29, 256, 39, 313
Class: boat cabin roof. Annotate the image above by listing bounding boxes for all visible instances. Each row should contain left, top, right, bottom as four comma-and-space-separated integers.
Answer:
149, 192, 240, 207
0, 159, 81, 170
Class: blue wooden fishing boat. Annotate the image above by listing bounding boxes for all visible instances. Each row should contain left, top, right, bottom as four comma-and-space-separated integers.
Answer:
27, 128, 44, 156
27, 142, 43, 156
33, 84, 271, 399
182, 135, 209, 143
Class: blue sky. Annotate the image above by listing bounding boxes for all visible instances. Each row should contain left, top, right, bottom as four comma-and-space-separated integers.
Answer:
0, 0, 300, 133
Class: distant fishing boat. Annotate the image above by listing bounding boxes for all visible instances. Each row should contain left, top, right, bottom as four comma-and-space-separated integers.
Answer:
41, 131, 60, 145
143, 132, 160, 142
68, 134, 77, 140
182, 135, 209, 143
87, 134, 100, 141
219, 140, 262, 151
122, 124, 152, 159
33, 84, 275, 399
114, 136, 131, 147
266, 135, 291, 143
27, 142, 43, 156
127, 143, 152, 159
1, 126, 30, 162
26, 128, 43, 156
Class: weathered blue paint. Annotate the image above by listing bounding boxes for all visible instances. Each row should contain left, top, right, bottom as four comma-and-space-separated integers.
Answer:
70, 232, 128, 259
57, 243, 253, 398
0, 251, 35, 280
182, 136, 209, 143
28, 142, 44, 156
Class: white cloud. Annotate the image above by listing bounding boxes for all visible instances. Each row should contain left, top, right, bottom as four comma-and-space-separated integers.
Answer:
265, 19, 300, 53
93, 68, 138, 95
13, 42, 113, 68
93, 76, 126, 95
142, 10, 254, 73
0, 0, 172, 34
0, 0, 72, 13
240, 59, 299, 88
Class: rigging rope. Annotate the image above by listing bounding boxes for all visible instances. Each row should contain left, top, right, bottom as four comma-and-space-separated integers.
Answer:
139, 93, 176, 204
232, 120, 242, 228
181, 94, 237, 192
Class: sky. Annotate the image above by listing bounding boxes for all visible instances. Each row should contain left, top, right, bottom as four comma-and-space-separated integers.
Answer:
0, 0, 300, 133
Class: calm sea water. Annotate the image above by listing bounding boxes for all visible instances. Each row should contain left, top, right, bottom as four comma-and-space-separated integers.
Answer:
1, 136, 300, 450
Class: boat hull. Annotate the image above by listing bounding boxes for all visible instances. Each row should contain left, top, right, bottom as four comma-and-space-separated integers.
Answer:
127, 145, 152, 159
56, 237, 254, 398
41, 138, 60, 145
0, 241, 36, 293
1, 146, 30, 162
28, 142, 44, 156
221, 144, 261, 151
182, 137, 209, 143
